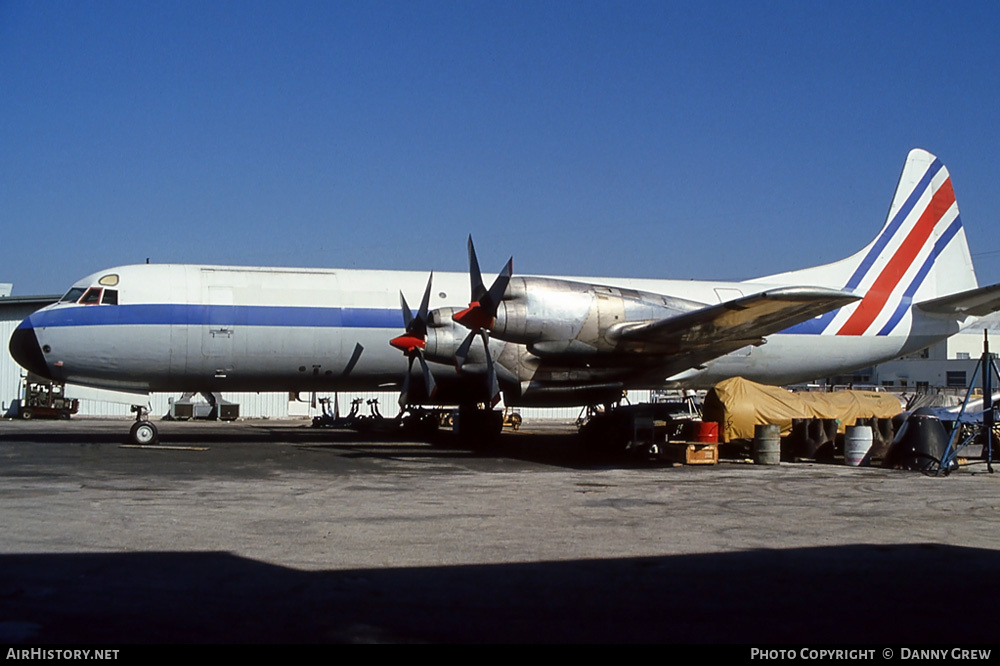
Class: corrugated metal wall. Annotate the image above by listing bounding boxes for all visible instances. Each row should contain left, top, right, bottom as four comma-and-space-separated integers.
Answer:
63, 391, 601, 423
1, 305, 43, 417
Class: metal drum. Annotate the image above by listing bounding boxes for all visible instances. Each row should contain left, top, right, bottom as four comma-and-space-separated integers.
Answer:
753, 424, 781, 465
844, 424, 874, 466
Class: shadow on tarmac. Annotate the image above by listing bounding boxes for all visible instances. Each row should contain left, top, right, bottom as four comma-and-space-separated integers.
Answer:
0, 420, 647, 470
2, 544, 996, 643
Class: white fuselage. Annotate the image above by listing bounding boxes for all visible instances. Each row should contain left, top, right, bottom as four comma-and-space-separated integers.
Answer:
16, 262, 955, 403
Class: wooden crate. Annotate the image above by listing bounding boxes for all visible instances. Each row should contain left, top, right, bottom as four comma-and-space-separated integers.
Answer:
662, 441, 719, 465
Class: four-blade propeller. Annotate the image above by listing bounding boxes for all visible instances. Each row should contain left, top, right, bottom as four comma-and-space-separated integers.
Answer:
389, 272, 437, 408
452, 236, 512, 407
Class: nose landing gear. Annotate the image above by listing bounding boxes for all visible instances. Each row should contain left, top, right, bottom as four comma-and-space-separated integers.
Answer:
128, 405, 159, 445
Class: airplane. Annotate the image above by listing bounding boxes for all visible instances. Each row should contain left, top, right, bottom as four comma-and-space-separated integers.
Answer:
10, 148, 1000, 445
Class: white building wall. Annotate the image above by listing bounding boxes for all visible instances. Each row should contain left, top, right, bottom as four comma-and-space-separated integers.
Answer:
1, 302, 52, 417
873, 359, 981, 390
2, 317, 26, 417
947, 334, 990, 360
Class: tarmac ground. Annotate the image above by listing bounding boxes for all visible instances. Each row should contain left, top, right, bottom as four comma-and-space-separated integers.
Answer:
2, 418, 999, 643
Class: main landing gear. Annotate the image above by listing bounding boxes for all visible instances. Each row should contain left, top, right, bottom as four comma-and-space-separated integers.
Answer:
577, 401, 689, 460
452, 404, 504, 447
129, 405, 158, 445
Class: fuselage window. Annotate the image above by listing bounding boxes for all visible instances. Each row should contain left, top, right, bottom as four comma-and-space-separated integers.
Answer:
80, 287, 102, 305
101, 289, 119, 305
60, 287, 86, 303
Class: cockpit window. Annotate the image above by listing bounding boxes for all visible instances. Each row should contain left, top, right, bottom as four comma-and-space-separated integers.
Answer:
80, 287, 102, 305
98, 274, 119, 287
59, 286, 119, 305
60, 287, 86, 303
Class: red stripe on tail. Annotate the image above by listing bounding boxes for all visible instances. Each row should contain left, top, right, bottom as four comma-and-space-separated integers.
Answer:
837, 179, 955, 336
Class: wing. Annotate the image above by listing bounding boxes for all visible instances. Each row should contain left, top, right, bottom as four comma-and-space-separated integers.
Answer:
608, 286, 860, 355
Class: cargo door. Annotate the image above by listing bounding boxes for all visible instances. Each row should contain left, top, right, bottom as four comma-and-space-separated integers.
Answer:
202, 285, 235, 378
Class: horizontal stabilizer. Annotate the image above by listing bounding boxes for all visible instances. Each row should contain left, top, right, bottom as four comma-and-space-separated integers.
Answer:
612, 287, 860, 352
916, 282, 1000, 317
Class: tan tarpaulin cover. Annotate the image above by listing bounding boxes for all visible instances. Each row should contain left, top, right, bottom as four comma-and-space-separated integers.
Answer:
702, 377, 904, 442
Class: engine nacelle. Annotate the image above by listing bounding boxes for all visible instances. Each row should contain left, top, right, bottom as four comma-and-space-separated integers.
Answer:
422, 307, 470, 365
489, 277, 704, 356
423, 306, 506, 369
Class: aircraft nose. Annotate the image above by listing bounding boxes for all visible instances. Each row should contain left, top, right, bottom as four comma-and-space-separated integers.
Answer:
9, 321, 52, 380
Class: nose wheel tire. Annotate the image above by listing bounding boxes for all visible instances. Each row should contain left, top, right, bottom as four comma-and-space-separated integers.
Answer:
129, 420, 158, 445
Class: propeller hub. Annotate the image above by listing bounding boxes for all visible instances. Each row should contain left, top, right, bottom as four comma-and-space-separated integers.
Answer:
389, 334, 426, 354
453, 302, 496, 332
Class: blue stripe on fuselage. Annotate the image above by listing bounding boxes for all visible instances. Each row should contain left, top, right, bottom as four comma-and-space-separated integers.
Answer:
25, 304, 405, 329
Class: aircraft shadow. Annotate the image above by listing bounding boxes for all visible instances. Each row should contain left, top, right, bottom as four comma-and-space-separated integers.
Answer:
296, 428, 618, 468
1, 544, 996, 643
0, 422, 652, 470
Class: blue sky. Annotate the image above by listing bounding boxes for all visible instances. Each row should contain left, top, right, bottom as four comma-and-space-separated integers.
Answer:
3, 1, 999, 295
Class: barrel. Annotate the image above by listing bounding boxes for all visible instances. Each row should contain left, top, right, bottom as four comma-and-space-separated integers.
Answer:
693, 420, 719, 443
753, 424, 781, 465
844, 425, 874, 466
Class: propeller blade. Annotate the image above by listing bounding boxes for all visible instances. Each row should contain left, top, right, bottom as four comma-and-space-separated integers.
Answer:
398, 356, 415, 408
455, 329, 476, 371
483, 258, 513, 314
416, 349, 437, 399
468, 236, 486, 304
482, 330, 501, 407
416, 272, 433, 326
455, 328, 501, 406
399, 291, 413, 329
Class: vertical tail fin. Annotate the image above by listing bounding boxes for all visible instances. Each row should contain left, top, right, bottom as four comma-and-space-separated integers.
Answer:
756, 149, 977, 336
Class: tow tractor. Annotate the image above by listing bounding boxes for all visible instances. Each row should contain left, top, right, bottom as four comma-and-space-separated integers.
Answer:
17, 375, 79, 420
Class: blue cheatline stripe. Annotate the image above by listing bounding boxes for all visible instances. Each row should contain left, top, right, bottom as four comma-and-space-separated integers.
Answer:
780, 308, 839, 335
876, 216, 963, 336
781, 158, 944, 337
842, 158, 943, 291
26, 304, 405, 329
